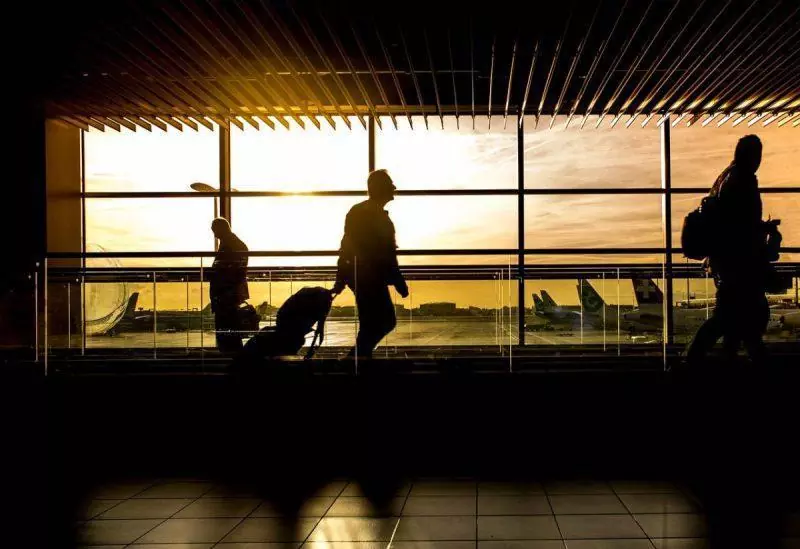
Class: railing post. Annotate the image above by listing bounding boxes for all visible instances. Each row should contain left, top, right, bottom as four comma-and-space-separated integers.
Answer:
34, 265, 39, 363
200, 257, 205, 352
67, 282, 71, 349
661, 114, 675, 356
81, 269, 86, 355
44, 258, 48, 376
153, 271, 157, 360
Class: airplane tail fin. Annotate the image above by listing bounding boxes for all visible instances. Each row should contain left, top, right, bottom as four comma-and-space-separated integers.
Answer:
541, 290, 558, 309
123, 292, 139, 319
533, 293, 548, 313
632, 278, 663, 306
577, 279, 605, 313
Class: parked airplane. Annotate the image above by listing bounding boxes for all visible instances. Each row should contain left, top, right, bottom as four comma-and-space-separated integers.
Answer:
575, 279, 637, 330
541, 290, 567, 311
575, 278, 708, 336
528, 291, 582, 331
89, 292, 140, 336
633, 277, 786, 336
99, 293, 217, 335
676, 294, 798, 310
618, 278, 665, 332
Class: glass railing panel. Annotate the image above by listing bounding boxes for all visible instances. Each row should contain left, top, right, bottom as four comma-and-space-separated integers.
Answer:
671, 256, 714, 346
524, 256, 666, 357
670, 257, 800, 349
765, 270, 800, 345
43, 259, 85, 358
83, 270, 155, 353
525, 271, 624, 352
43, 252, 798, 363
153, 275, 213, 355
382, 271, 519, 358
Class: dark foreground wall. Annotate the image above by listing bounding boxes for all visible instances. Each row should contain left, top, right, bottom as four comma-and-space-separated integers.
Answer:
18, 360, 799, 546
44, 362, 800, 480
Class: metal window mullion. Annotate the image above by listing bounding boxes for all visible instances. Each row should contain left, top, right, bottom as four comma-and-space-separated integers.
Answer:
80, 129, 87, 355
517, 117, 525, 346
368, 116, 376, 172
661, 116, 674, 352
220, 127, 231, 221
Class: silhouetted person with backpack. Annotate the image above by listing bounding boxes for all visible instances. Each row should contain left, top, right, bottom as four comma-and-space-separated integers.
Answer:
685, 135, 779, 364
208, 217, 249, 353
332, 169, 409, 358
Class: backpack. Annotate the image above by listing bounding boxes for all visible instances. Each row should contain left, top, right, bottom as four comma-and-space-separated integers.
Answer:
681, 195, 721, 260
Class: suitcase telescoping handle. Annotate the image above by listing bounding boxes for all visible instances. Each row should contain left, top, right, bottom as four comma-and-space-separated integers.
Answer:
304, 319, 325, 360
304, 289, 334, 360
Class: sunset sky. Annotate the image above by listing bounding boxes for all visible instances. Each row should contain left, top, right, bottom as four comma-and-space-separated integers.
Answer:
81, 116, 799, 312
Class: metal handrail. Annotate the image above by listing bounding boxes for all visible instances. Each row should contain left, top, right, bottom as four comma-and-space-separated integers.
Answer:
47, 248, 800, 259
44, 260, 800, 282
81, 186, 800, 198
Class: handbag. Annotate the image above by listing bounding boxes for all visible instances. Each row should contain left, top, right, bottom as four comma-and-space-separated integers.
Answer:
237, 302, 261, 332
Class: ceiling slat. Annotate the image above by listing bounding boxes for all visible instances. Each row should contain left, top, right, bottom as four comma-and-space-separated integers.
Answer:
43, 1, 800, 129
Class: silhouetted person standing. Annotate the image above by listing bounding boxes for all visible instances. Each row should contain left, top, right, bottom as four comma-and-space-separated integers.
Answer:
208, 218, 249, 353
333, 169, 408, 358
686, 135, 772, 363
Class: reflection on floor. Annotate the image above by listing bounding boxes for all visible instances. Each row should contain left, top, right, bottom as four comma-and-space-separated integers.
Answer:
72, 478, 800, 547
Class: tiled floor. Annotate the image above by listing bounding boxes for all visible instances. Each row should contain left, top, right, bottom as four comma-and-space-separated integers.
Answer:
73, 479, 799, 548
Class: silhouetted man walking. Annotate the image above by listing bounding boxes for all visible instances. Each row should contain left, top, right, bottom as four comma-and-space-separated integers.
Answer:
208, 217, 249, 353
686, 135, 774, 363
333, 169, 408, 358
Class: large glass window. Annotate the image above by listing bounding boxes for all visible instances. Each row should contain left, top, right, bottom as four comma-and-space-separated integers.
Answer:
524, 115, 661, 189
230, 116, 368, 191
85, 198, 216, 252
376, 115, 518, 189
233, 195, 518, 252
671, 193, 800, 247
671, 123, 800, 188
48, 115, 800, 356
525, 195, 663, 250
84, 126, 219, 193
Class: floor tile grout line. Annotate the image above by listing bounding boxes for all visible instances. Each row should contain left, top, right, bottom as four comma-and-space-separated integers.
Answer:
210, 483, 342, 548
207, 491, 268, 549
474, 481, 478, 549
610, 483, 658, 549
543, 482, 567, 545
121, 483, 216, 548
206, 484, 340, 549
316, 486, 340, 518
295, 480, 350, 548
87, 498, 127, 521
386, 479, 416, 549
94, 479, 159, 505
84, 480, 152, 520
